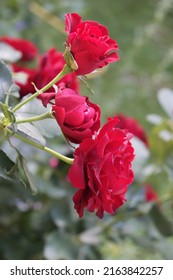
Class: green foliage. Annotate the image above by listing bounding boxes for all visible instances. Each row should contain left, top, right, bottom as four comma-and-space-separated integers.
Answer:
0, 149, 17, 181
0, 0, 173, 260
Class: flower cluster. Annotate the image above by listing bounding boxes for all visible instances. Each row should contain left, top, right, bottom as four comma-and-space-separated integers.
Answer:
1, 13, 135, 218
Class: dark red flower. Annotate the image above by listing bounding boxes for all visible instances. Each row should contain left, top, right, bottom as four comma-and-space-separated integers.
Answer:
13, 48, 79, 97
68, 117, 134, 218
65, 13, 119, 75
51, 84, 101, 144
0, 37, 38, 61
34, 48, 79, 92
115, 114, 148, 146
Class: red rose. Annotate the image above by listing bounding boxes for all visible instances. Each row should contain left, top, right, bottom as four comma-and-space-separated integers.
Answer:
65, 13, 119, 75
51, 84, 101, 144
12, 48, 79, 97
68, 117, 134, 218
116, 114, 148, 146
34, 48, 79, 92
0, 37, 38, 61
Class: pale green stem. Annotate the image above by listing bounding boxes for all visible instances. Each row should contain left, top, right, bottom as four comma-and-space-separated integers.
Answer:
1, 126, 74, 165
12, 64, 72, 113
14, 132, 74, 165
15, 111, 52, 124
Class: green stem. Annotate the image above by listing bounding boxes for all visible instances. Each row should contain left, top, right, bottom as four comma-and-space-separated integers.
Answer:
12, 64, 73, 113
15, 111, 52, 124
15, 133, 73, 165
1, 126, 74, 165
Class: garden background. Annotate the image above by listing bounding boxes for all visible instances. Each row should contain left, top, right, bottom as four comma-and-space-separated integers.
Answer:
0, 0, 173, 259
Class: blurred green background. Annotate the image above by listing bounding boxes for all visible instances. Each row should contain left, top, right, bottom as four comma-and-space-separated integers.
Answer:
0, 0, 173, 260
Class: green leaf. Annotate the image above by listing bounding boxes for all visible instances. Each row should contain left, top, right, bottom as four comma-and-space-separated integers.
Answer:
0, 60, 13, 100
17, 154, 38, 194
33, 118, 61, 138
16, 123, 46, 146
0, 42, 22, 63
149, 204, 173, 236
0, 149, 16, 181
15, 96, 47, 118
1, 143, 38, 194
16, 98, 61, 138
0, 148, 37, 193
8, 84, 20, 98
0, 102, 16, 126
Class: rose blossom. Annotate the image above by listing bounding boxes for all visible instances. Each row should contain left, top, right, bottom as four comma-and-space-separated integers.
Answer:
13, 48, 79, 97
51, 83, 100, 144
65, 13, 119, 75
68, 117, 134, 218
34, 48, 79, 92
0, 36, 38, 61
116, 114, 148, 146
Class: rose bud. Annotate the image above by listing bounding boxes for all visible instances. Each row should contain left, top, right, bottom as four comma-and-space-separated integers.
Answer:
51, 83, 101, 144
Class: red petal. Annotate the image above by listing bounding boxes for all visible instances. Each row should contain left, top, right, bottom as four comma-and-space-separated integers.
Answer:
65, 13, 82, 33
